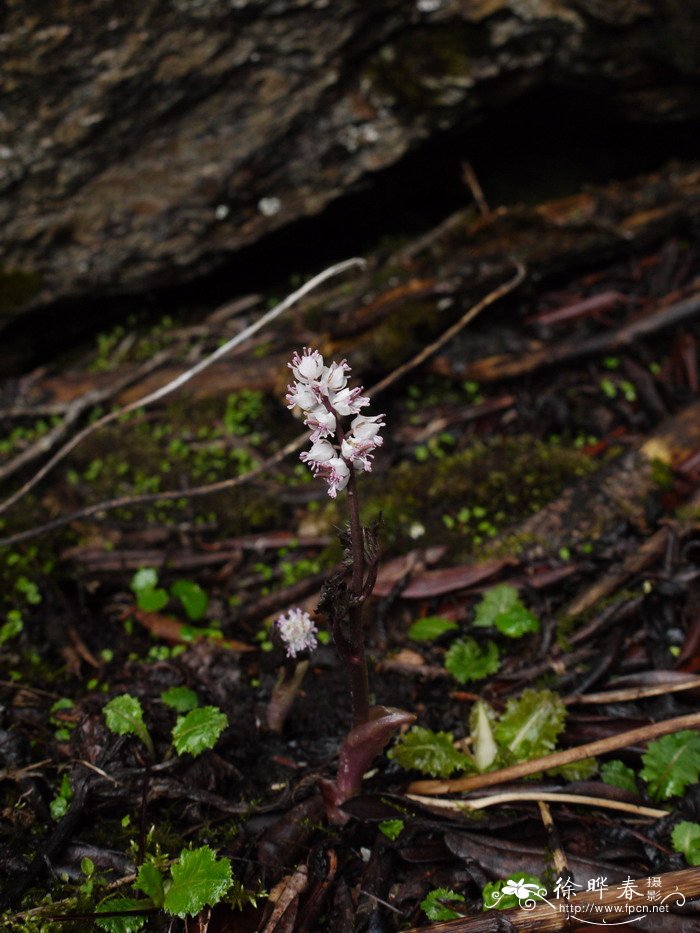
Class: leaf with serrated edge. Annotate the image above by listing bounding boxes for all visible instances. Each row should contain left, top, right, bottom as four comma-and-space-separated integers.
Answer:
164, 846, 232, 918
600, 759, 638, 794
493, 689, 565, 761
103, 695, 154, 757
161, 686, 199, 713
445, 638, 500, 684
95, 897, 147, 932
171, 706, 228, 758
134, 863, 164, 908
421, 888, 465, 922
641, 731, 700, 800
388, 726, 473, 777
472, 584, 539, 638
671, 821, 700, 866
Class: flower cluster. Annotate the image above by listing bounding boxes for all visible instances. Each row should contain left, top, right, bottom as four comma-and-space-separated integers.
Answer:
275, 607, 318, 658
286, 348, 385, 498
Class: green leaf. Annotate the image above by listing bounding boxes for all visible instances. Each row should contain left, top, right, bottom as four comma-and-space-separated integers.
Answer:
378, 819, 404, 841
482, 875, 544, 911
493, 689, 566, 762
164, 846, 233, 918
641, 731, 700, 801
103, 695, 154, 757
388, 726, 473, 778
171, 579, 208, 621
130, 568, 169, 612
171, 706, 228, 758
671, 821, 700, 866
469, 701, 498, 771
95, 897, 147, 932
50, 795, 69, 820
445, 637, 500, 684
0, 610, 23, 644
600, 759, 638, 794
134, 862, 165, 908
136, 588, 169, 613
161, 686, 199, 713
407, 616, 458, 642
472, 584, 539, 638
547, 757, 598, 781
421, 888, 465, 921
130, 568, 158, 594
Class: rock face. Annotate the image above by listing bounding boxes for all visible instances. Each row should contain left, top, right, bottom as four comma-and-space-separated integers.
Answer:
1, 0, 699, 322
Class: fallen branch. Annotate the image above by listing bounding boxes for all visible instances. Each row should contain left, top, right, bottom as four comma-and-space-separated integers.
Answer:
407, 711, 700, 795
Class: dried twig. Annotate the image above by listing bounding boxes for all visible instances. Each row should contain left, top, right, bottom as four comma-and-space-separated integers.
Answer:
566, 675, 700, 706
406, 791, 668, 820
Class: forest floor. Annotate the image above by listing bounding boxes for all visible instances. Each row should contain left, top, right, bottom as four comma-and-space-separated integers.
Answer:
1, 160, 700, 932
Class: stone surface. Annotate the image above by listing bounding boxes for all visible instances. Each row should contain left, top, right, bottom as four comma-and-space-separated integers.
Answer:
1, 0, 699, 321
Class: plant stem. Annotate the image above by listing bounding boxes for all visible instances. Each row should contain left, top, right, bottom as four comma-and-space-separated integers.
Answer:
346, 464, 370, 727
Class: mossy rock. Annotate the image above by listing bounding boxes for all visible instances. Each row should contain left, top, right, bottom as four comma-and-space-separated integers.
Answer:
362, 435, 595, 556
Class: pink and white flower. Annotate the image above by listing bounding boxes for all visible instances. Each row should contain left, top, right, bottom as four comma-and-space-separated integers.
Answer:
276, 607, 318, 658
328, 386, 369, 417
315, 456, 351, 498
286, 348, 385, 497
305, 407, 337, 442
300, 439, 336, 470
289, 348, 324, 382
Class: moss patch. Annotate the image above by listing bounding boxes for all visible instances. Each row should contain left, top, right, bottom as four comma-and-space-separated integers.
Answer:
361, 435, 595, 556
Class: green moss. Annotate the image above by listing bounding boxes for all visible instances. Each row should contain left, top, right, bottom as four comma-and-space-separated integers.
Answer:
362, 435, 595, 556
650, 457, 675, 491
0, 268, 43, 318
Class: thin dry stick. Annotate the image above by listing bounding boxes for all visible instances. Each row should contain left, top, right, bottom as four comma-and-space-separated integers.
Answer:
462, 160, 490, 217
408, 710, 700, 795
566, 676, 700, 705
406, 791, 668, 820
369, 259, 526, 396
401, 867, 700, 933
0, 258, 366, 520
0, 262, 526, 549
537, 801, 568, 877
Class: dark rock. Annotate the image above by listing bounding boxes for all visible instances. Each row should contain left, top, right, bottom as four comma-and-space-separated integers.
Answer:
1, 0, 699, 320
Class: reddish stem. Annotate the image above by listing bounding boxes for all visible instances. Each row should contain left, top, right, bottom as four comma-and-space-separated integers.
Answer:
346, 464, 370, 727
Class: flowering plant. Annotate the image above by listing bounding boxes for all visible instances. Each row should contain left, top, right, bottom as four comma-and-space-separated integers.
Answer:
286, 348, 384, 498
275, 348, 414, 819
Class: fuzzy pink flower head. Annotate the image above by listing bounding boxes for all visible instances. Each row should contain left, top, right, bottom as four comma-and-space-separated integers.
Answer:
286, 348, 385, 496
276, 607, 318, 658
289, 347, 324, 383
